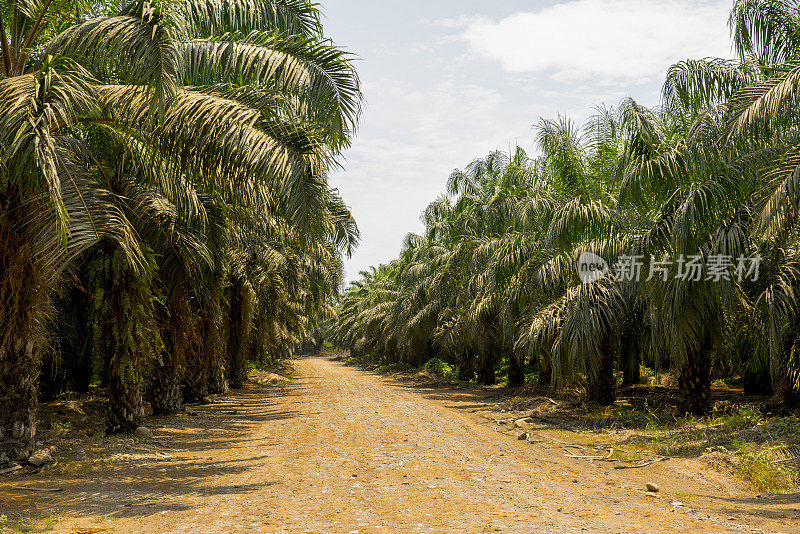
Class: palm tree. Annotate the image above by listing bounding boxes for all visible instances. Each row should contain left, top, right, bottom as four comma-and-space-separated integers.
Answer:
636, 0, 800, 410
512, 111, 630, 405
0, 0, 142, 457
86, 244, 162, 432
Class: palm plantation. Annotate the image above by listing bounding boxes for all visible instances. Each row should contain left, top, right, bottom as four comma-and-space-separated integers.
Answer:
0, 0, 797, 512
0, 0, 360, 461
331, 0, 800, 415
2, 1, 800, 532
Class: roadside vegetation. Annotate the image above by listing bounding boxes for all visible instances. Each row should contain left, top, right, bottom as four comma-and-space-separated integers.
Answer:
0, 0, 361, 467
330, 0, 800, 492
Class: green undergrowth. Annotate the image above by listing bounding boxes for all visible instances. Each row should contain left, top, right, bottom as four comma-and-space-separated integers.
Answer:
617, 405, 800, 493
420, 358, 458, 383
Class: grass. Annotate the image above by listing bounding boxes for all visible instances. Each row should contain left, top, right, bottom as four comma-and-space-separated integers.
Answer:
734, 441, 800, 494
614, 404, 800, 493
0, 511, 65, 534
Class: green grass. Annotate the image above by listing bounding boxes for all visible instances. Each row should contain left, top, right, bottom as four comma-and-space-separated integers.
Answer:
548, 394, 800, 494
48, 420, 70, 433
422, 358, 458, 383
618, 406, 800, 493
733, 441, 800, 494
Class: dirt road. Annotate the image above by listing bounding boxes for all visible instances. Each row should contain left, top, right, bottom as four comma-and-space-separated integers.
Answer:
2, 355, 796, 533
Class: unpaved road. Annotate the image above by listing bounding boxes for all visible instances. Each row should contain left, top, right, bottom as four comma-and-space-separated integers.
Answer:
2, 355, 797, 533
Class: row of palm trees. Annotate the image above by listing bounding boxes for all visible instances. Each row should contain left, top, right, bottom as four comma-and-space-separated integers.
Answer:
330, 0, 800, 415
0, 0, 361, 464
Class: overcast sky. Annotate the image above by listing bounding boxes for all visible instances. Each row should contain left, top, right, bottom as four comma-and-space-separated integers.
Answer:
322, 0, 735, 283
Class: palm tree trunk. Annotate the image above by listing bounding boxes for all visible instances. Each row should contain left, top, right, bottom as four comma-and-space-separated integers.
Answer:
620, 325, 641, 386
182, 355, 209, 403
0, 203, 48, 463
151, 308, 188, 415
312, 330, 324, 354
87, 246, 160, 433
773, 370, 799, 409
227, 278, 253, 389
385, 338, 400, 363
679, 335, 712, 415
773, 337, 799, 408
589, 335, 616, 405
106, 354, 145, 432
743, 361, 773, 395
206, 301, 228, 395
208, 356, 228, 394
0, 340, 41, 463
183, 316, 215, 403
249, 310, 268, 367
458, 350, 475, 381
207, 329, 228, 395
537, 353, 552, 388
508, 352, 525, 387
477, 350, 496, 385
150, 361, 182, 414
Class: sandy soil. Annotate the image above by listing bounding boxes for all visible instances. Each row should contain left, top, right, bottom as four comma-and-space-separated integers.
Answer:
1, 354, 798, 533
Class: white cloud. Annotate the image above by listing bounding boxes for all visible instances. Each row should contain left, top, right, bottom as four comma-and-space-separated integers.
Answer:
446, 0, 733, 85
331, 77, 529, 281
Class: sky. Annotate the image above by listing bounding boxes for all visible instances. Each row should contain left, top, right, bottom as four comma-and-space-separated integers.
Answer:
321, 0, 736, 283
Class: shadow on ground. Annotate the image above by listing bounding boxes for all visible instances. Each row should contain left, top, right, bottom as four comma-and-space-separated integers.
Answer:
0, 380, 298, 528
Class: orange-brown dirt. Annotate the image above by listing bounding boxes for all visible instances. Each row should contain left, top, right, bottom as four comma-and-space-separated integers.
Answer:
1, 354, 798, 533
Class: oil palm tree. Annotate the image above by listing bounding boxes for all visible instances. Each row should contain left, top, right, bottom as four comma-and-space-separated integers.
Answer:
628, 0, 800, 411
0, 50, 141, 459
516, 110, 629, 404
